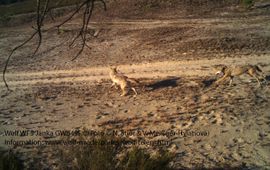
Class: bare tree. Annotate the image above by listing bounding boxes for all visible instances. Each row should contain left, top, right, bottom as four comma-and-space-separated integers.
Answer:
2, 0, 106, 91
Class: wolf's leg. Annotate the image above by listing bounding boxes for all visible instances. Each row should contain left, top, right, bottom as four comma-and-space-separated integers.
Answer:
111, 82, 120, 90
254, 69, 267, 82
121, 90, 128, 96
215, 74, 228, 85
260, 73, 267, 82
262, 75, 267, 82
255, 76, 262, 86
248, 72, 261, 86
120, 87, 128, 96
131, 87, 138, 96
111, 82, 116, 88
111, 82, 119, 90
229, 76, 234, 86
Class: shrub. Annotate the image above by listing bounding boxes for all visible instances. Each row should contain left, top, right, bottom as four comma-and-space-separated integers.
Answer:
0, 150, 24, 170
120, 147, 174, 170
241, 0, 254, 8
57, 135, 174, 170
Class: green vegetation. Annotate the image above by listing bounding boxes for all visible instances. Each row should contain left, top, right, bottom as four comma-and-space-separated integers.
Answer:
59, 137, 120, 170
0, 0, 82, 17
0, 137, 174, 170
58, 135, 174, 170
120, 147, 174, 170
241, 0, 254, 8
0, 150, 24, 170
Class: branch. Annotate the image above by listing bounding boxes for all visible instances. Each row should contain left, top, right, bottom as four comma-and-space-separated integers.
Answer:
32, 0, 50, 56
3, 32, 38, 90
56, 1, 88, 32
97, 0, 107, 10
3, 0, 50, 90
3, 0, 106, 90
71, 0, 95, 61
31, 0, 42, 56
47, 0, 64, 21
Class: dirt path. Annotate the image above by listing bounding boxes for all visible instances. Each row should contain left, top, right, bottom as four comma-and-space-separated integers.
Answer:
1, 54, 269, 88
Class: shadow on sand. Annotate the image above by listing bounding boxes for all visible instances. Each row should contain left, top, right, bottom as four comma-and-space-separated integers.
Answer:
146, 77, 180, 90
202, 78, 216, 88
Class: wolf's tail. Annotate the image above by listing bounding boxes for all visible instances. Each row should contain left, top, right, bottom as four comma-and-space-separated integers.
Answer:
127, 78, 140, 85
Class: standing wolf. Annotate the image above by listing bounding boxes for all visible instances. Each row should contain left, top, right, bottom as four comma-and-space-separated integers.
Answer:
215, 65, 266, 86
109, 67, 139, 96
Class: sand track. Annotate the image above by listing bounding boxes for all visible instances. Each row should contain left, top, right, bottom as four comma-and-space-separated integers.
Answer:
1, 54, 269, 88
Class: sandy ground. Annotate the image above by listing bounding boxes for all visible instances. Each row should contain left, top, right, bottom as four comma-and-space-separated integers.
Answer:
0, 1, 270, 169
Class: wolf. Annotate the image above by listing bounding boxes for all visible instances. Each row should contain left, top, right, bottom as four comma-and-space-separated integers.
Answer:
215, 65, 266, 86
109, 67, 139, 96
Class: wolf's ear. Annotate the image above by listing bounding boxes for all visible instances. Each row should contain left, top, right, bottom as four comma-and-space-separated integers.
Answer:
221, 65, 227, 72
110, 67, 118, 71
